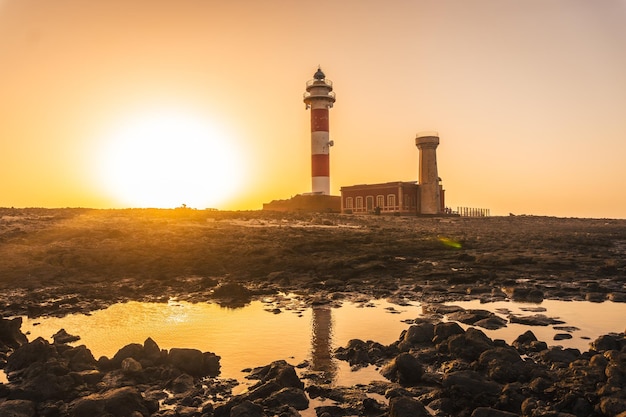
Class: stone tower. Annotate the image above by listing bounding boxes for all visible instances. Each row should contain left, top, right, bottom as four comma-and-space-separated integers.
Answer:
415, 132, 441, 214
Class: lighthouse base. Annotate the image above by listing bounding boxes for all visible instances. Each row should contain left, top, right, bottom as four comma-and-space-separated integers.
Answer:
262, 194, 341, 213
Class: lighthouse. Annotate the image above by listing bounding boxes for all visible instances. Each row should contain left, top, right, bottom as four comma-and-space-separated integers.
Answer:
303, 67, 335, 195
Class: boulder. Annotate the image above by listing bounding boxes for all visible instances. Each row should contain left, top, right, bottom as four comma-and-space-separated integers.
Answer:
447, 328, 494, 361
398, 323, 434, 351
443, 370, 501, 398
143, 337, 162, 363
474, 316, 508, 330
168, 348, 220, 377
244, 361, 304, 403
478, 347, 526, 383
447, 309, 494, 325
62, 345, 98, 372
509, 287, 544, 302
433, 322, 465, 344
170, 373, 195, 394
263, 387, 309, 410
478, 347, 523, 366
591, 334, 621, 352
380, 352, 423, 386
110, 343, 145, 368
246, 381, 282, 401
388, 396, 430, 417
212, 283, 252, 305
5, 337, 56, 373
0, 317, 28, 350
230, 400, 263, 417
471, 407, 519, 417
261, 360, 303, 389
69, 386, 152, 417
334, 339, 388, 366
121, 357, 143, 374
52, 329, 80, 344
599, 397, 626, 417
538, 346, 581, 365
508, 314, 564, 326
14, 358, 78, 401
512, 330, 547, 354
0, 399, 36, 417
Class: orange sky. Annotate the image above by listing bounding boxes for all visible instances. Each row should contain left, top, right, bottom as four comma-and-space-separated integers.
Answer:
1, 0, 625, 218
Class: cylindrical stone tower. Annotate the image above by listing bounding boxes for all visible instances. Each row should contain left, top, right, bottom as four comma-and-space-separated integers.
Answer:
303, 67, 335, 195
415, 131, 441, 215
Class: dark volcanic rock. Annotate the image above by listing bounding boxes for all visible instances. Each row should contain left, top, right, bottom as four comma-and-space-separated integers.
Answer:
212, 282, 252, 305
447, 309, 494, 325
508, 313, 565, 326
443, 370, 502, 398
599, 397, 626, 417
474, 316, 508, 330
0, 317, 28, 351
168, 348, 220, 377
432, 321, 465, 344
471, 407, 519, 417
52, 329, 80, 344
230, 400, 264, 417
143, 337, 163, 363
508, 287, 544, 302
591, 333, 624, 352
5, 337, 56, 373
110, 342, 145, 368
537, 346, 581, 365
477, 347, 529, 383
244, 360, 304, 403
63, 344, 98, 372
512, 330, 548, 354
263, 387, 309, 410
446, 327, 494, 361
388, 396, 430, 417
397, 323, 434, 351
69, 386, 152, 417
380, 352, 423, 385
0, 399, 36, 417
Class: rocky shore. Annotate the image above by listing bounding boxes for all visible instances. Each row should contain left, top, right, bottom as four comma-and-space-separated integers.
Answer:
1, 208, 626, 416
0, 208, 625, 319
1, 314, 625, 417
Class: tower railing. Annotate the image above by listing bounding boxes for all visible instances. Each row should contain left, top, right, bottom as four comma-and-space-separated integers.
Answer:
306, 78, 333, 88
303, 91, 336, 100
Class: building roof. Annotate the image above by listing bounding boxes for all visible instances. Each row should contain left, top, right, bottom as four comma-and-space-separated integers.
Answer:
340, 181, 418, 191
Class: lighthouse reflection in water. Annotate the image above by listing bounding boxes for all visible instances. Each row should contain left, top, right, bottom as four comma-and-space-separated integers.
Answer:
311, 306, 337, 380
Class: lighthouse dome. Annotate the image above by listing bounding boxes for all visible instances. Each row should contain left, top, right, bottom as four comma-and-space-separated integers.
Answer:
313, 68, 325, 80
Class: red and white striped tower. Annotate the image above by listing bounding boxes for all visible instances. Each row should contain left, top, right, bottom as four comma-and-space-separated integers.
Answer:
303, 67, 336, 195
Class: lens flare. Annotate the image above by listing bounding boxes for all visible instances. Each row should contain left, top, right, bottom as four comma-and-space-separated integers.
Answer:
438, 237, 462, 249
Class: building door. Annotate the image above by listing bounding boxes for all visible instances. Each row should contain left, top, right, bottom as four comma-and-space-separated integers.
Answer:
366, 196, 374, 212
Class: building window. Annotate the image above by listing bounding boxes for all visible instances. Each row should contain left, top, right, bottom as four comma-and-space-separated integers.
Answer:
355, 196, 363, 210
345, 197, 353, 209
387, 194, 396, 210
376, 195, 384, 209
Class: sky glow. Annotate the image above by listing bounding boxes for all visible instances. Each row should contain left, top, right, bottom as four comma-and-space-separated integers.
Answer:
0, 0, 625, 217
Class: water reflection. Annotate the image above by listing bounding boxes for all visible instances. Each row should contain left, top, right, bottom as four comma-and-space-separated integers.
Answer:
7, 298, 625, 389
310, 306, 337, 379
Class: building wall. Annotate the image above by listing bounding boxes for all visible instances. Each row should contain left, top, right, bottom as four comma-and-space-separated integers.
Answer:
340, 182, 447, 215
340, 182, 419, 214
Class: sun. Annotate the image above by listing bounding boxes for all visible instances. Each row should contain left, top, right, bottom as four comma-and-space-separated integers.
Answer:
97, 109, 246, 209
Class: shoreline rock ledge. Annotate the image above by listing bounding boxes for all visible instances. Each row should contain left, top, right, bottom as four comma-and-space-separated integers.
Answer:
0, 318, 225, 417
